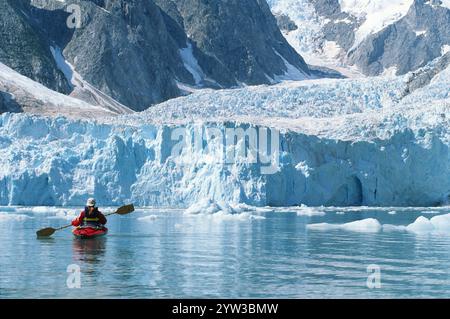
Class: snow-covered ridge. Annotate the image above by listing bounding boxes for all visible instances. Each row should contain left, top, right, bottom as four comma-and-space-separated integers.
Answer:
269, 0, 357, 76
0, 62, 130, 118
339, 0, 414, 49
269, 0, 450, 77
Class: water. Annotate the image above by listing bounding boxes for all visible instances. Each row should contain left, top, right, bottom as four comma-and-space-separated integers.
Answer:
1, 206, 450, 298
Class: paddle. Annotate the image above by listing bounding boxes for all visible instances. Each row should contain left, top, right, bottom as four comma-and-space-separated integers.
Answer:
36, 204, 135, 238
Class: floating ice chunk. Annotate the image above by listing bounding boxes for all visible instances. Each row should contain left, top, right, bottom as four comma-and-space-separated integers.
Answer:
406, 216, 435, 233
33, 207, 51, 213
295, 205, 326, 216
307, 218, 382, 232
388, 211, 397, 215
383, 214, 450, 234
207, 211, 266, 221
47, 211, 77, 221
137, 215, 158, 222
232, 204, 274, 213
0, 214, 34, 221
184, 199, 265, 221
429, 214, 450, 232
184, 198, 234, 215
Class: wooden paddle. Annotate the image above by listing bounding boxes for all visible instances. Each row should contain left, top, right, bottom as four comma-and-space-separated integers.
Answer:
36, 204, 135, 238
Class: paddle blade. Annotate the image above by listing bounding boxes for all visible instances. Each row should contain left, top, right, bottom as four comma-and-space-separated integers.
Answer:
116, 204, 135, 215
36, 227, 56, 237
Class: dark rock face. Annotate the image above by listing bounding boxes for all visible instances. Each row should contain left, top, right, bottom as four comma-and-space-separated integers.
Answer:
275, 13, 298, 32
2, 0, 311, 111
0, 0, 71, 94
161, 0, 310, 86
401, 52, 450, 98
0, 91, 22, 114
59, 0, 192, 111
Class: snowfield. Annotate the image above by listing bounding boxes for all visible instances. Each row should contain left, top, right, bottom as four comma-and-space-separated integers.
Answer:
338, 0, 414, 49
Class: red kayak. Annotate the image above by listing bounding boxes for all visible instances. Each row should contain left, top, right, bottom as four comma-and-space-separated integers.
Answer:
73, 227, 108, 239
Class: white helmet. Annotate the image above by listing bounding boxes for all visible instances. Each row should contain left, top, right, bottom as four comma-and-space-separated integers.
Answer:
86, 198, 96, 207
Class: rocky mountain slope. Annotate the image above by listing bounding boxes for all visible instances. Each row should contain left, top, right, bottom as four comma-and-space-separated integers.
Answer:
0, 62, 130, 118
269, 0, 450, 76
0, 0, 71, 93
1, 0, 311, 111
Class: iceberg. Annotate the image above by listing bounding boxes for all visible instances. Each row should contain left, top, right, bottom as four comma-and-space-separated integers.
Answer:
307, 218, 382, 232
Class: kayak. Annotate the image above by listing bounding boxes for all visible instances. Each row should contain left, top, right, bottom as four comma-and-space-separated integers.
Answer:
73, 227, 108, 239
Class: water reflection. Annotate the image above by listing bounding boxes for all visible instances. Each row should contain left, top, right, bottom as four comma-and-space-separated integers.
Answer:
2, 207, 450, 298
72, 238, 107, 267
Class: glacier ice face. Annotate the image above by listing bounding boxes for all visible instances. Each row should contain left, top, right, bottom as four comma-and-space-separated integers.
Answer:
0, 104, 448, 207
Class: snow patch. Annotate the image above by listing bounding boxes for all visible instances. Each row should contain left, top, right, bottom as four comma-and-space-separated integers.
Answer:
382, 66, 398, 76
273, 50, 309, 81
415, 30, 427, 37
339, 0, 414, 49
441, 45, 450, 56
179, 42, 205, 86
438, 0, 450, 9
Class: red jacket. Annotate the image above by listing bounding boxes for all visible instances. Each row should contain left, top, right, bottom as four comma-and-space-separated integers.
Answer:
72, 208, 107, 227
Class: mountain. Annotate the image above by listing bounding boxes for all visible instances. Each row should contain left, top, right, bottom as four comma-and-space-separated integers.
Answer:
1, 0, 448, 207
0, 0, 71, 93
268, 0, 450, 76
1, 0, 311, 112
155, 0, 310, 85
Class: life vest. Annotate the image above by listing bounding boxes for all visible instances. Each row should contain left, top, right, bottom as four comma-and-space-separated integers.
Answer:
82, 207, 102, 227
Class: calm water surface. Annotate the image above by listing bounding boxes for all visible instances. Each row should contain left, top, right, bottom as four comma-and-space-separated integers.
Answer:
0, 206, 449, 298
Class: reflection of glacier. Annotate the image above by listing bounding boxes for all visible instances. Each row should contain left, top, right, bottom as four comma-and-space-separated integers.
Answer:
0, 55, 449, 207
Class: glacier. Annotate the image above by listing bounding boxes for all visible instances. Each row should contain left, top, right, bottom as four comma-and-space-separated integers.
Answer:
1, 52, 449, 207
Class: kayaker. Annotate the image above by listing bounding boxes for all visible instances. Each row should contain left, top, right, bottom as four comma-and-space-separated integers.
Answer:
72, 198, 107, 228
